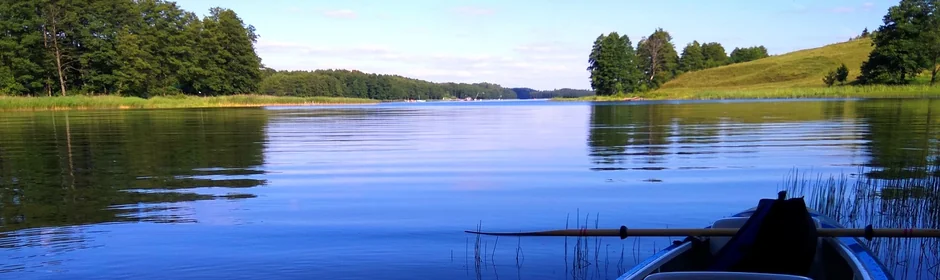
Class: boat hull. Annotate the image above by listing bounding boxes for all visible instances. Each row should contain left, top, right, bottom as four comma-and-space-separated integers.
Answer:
616, 207, 894, 280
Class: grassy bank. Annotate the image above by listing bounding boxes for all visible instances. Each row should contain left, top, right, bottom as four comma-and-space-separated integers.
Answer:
652, 84, 940, 100
553, 85, 940, 101
0, 95, 378, 111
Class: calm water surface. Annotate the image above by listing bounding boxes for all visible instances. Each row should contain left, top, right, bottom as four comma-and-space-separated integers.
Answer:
0, 99, 938, 279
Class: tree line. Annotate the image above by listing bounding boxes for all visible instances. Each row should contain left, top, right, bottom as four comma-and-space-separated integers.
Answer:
587, 28, 768, 96
0, 0, 262, 97
510, 87, 594, 99
260, 69, 521, 100
858, 0, 940, 85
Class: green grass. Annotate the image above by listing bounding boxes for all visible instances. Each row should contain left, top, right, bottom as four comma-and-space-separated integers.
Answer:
658, 38, 875, 94
554, 85, 940, 101
0, 95, 378, 111
552, 92, 654, 101
649, 84, 940, 100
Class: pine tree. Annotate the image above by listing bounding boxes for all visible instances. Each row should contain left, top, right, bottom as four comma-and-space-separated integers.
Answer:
835, 63, 849, 85
587, 34, 608, 95
615, 33, 641, 93
823, 70, 838, 87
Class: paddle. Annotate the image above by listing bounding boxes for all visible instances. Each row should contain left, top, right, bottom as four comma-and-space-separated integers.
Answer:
465, 225, 940, 240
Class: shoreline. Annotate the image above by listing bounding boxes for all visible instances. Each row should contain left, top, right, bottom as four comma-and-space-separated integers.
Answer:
0, 95, 379, 111
552, 85, 940, 102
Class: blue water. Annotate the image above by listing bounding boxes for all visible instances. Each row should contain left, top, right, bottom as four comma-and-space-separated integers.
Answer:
0, 99, 936, 279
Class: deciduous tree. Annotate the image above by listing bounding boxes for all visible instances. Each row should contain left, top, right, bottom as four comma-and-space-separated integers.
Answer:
679, 41, 705, 72
637, 28, 678, 89
859, 0, 933, 84
729, 46, 769, 63
701, 42, 729, 68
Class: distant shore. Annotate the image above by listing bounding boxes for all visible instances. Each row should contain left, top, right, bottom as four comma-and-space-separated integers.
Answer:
0, 95, 378, 111
552, 85, 940, 101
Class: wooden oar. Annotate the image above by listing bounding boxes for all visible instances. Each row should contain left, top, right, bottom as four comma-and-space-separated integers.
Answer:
465, 225, 940, 240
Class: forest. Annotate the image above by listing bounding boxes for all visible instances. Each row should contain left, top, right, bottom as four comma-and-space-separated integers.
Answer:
0, 0, 262, 97
0, 0, 571, 100
510, 87, 594, 99
586, 28, 768, 96
259, 69, 521, 100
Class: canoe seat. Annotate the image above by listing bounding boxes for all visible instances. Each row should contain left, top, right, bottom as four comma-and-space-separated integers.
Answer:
708, 217, 749, 254
708, 217, 822, 255
644, 271, 812, 280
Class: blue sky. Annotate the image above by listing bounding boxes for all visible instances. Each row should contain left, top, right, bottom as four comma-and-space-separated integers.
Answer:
175, 0, 892, 90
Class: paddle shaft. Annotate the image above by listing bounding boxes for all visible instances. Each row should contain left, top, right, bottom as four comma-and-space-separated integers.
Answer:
464, 226, 940, 239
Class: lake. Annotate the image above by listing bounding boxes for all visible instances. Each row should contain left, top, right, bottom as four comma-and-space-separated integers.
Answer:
0, 99, 938, 280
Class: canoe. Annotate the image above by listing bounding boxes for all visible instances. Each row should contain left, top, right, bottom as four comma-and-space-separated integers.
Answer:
463, 192, 925, 280
616, 203, 893, 280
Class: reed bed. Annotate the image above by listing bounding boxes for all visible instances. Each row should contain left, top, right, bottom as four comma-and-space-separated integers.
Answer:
0, 95, 377, 111
655, 85, 940, 100
783, 166, 940, 280
468, 212, 668, 280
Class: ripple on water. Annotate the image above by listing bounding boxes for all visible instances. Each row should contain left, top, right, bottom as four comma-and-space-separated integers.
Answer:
0, 100, 938, 279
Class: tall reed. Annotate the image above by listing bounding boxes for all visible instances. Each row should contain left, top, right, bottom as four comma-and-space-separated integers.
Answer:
783, 166, 940, 280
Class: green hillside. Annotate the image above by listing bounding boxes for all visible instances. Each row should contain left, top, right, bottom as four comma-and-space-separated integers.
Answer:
654, 38, 874, 97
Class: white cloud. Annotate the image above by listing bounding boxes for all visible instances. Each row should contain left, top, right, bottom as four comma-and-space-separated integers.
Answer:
830, 6, 855, 13
786, 3, 876, 15
783, 3, 809, 14
255, 40, 590, 89
513, 42, 582, 57
454, 6, 495, 16
256, 40, 392, 56
322, 9, 357, 19
829, 2, 880, 14
514, 45, 563, 53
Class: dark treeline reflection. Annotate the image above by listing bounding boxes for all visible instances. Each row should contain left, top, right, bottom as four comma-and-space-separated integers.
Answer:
856, 99, 940, 179
587, 100, 940, 178
0, 108, 269, 232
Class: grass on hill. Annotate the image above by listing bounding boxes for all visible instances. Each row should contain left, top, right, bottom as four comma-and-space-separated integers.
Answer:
0, 95, 377, 111
655, 38, 876, 96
